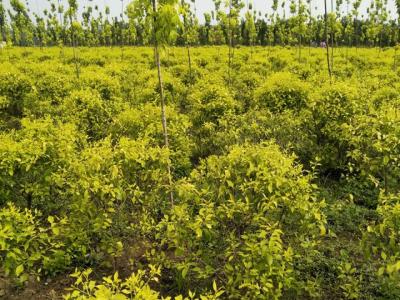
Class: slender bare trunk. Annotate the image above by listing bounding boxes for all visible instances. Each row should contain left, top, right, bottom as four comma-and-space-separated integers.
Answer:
0, 25, 4, 44
152, 0, 174, 205
330, 0, 334, 73
121, 0, 125, 60
298, 0, 302, 62
228, 0, 232, 86
354, 18, 358, 52
183, 12, 192, 82
69, 16, 80, 79
58, 0, 63, 25
308, 0, 312, 57
324, 0, 332, 81
58, 0, 65, 55
187, 45, 192, 80
383, 165, 388, 195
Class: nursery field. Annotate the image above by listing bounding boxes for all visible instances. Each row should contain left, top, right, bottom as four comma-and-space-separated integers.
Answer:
0, 46, 400, 299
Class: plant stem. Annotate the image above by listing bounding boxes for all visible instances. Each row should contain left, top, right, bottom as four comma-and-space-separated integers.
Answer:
152, 0, 174, 205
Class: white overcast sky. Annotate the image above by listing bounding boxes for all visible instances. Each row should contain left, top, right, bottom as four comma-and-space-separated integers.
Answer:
3, 0, 399, 22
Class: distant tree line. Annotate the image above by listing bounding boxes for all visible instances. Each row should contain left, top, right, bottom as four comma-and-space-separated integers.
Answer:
1, 0, 400, 48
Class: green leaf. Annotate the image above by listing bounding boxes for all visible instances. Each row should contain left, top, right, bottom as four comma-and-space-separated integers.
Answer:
15, 264, 24, 277
111, 165, 119, 179
52, 227, 60, 236
48, 216, 54, 224
182, 267, 188, 279
71, 290, 81, 298
383, 156, 389, 165
195, 227, 202, 238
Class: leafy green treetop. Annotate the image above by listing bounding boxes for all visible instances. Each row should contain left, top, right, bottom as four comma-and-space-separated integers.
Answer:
8, 0, 33, 46
0, 0, 6, 42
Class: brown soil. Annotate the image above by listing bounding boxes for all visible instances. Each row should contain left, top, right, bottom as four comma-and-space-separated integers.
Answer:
1, 240, 151, 299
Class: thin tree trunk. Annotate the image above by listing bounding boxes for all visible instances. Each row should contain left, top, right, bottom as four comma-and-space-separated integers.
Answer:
152, 0, 174, 205
187, 45, 192, 80
345, 3, 349, 60
324, 0, 332, 81
121, 0, 125, 60
69, 16, 80, 79
228, 0, 232, 86
383, 165, 388, 195
331, 35, 334, 71
58, 0, 65, 55
0, 20, 3, 42
308, 0, 312, 57
250, 40, 253, 59
72, 44, 79, 79
183, 11, 192, 82
330, 0, 334, 73
298, 0, 302, 62
354, 18, 358, 52
58, 0, 63, 25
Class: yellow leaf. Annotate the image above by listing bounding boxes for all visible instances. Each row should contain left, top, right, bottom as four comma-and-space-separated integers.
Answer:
213, 280, 217, 292
320, 225, 326, 236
